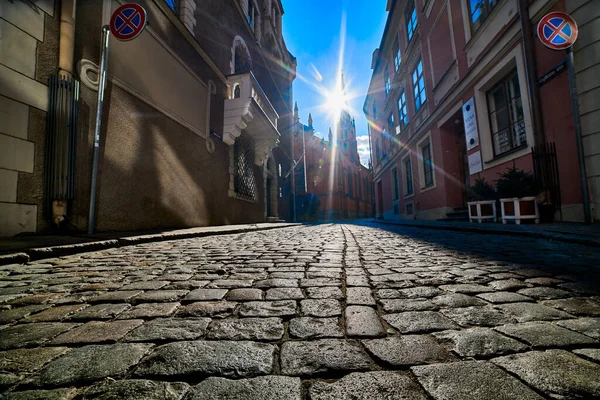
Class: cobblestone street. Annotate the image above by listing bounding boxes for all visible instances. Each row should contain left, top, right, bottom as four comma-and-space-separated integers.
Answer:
1, 223, 599, 399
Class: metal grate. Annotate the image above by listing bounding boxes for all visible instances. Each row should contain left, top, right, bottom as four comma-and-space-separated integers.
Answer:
45, 73, 80, 217
234, 134, 257, 201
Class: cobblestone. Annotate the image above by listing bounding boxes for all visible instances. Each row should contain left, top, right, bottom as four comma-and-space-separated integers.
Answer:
1, 223, 598, 398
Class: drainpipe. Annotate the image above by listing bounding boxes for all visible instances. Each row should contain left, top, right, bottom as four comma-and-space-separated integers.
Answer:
518, 0, 545, 145
52, 0, 77, 226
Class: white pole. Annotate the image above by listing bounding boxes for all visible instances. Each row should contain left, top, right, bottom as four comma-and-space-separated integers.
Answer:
88, 25, 110, 234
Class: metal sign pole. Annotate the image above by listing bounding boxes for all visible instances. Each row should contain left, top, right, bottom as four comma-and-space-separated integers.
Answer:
566, 47, 591, 224
88, 25, 110, 234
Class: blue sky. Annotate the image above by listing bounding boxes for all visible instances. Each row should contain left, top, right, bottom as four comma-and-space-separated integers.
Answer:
282, 0, 388, 166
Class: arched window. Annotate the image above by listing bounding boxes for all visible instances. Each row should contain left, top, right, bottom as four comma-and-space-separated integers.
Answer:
233, 84, 241, 98
232, 37, 252, 74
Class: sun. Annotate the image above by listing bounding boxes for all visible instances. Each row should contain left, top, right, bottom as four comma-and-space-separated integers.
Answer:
324, 84, 348, 124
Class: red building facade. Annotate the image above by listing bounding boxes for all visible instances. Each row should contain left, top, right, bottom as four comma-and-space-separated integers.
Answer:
365, 0, 588, 222
292, 102, 374, 221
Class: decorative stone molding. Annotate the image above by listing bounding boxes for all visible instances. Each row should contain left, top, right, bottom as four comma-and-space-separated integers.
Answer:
179, 0, 197, 34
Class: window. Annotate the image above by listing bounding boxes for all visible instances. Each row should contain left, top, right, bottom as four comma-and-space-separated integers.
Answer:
392, 167, 400, 200
394, 43, 401, 72
233, 134, 257, 201
165, 0, 179, 12
398, 91, 408, 130
406, 2, 418, 42
247, 0, 255, 30
422, 143, 434, 187
384, 66, 391, 96
412, 59, 426, 112
404, 158, 413, 195
233, 84, 241, 98
468, 0, 499, 32
487, 69, 526, 156
389, 114, 395, 133
372, 103, 377, 119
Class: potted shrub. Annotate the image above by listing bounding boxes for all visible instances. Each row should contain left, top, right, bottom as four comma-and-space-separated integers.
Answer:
495, 167, 541, 224
467, 177, 498, 223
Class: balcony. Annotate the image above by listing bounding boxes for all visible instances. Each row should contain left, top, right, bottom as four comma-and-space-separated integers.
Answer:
223, 72, 280, 165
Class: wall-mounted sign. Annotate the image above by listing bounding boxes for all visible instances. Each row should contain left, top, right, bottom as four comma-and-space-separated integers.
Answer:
538, 60, 567, 87
537, 12, 578, 51
462, 98, 479, 151
110, 3, 147, 41
468, 151, 482, 175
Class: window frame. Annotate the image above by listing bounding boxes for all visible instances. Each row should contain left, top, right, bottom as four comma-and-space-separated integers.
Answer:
384, 66, 391, 96
247, 0, 255, 31
394, 43, 401, 72
412, 59, 426, 112
422, 143, 434, 188
406, 2, 418, 43
486, 69, 527, 158
403, 156, 414, 196
389, 113, 395, 133
468, 0, 499, 33
398, 90, 408, 131
391, 167, 400, 200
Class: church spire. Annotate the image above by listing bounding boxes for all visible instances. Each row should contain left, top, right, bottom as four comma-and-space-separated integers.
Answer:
308, 113, 313, 128
293, 101, 299, 121
328, 127, 333, 144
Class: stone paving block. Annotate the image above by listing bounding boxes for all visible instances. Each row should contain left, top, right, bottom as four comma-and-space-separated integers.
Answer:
0, 388, 79, 399
124, 318, 210, 342
120, 280, 170, 290
346, 275, 370, 286
558, 282, 600, 296
30, 343, 153, 387
8, 294, 62, 306
476, 292, 532, 304
206, 317, 284, 340
306, 287, 343, 299
134, 341, 274, 378
67, 303, 130, 320
432, 293, 487, 308
255, 279, 298, 288
269, 272, 305, 279
573, 348, 600, 363
398, 286, 442, 298
300, 299, 342, 317
307, 270, 341, 279
131, 290, 189, 303
299, 278, 341, 287
488, 279, 529, 291
346, 287, 375, 305
207, 280, 254, 289
0, 305, 50, 324
363, 335, 456, 366
495, 322, 597, 347
383, 312, 460, 333
517, 287, 570, 300
0, 323, 79, 350
308, 371, 429, 400
524, 277, 564, 285
493, 350, 600, 399
116, 302, 179, 319
380, 299, 437, 312
89, 291, 142, 303
226, 289, 263, 301
288, 317, 344, 339
439, 284, 494, 294
183, 289, 228, 302
345, 306, 385, 338
239, 300, 297, 317
433, 328, 527, 357
413, 361, 544, 400
265, 288, 304, 300
441, 306, 517, 327
0, 373, 20, 390
542, 297, 600, 316
82, 379, 191, 400
280, 339, 374, 376
556, 317, 600, 339
498, 302, 574, 322
50, 320, 144, 344
192, 375, 302, 400
376, 289, 404, 299
0, 347, 69, 373
21, 304, 88, 322
178, 301, 236, 318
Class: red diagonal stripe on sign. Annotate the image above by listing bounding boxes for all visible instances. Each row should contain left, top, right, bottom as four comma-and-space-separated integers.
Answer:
117, 9, 140, 34
546, 20, 570, 42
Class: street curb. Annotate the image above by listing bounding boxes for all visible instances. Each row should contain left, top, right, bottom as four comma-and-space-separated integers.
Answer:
370, 220, 600, 248
1, 223, 300, 265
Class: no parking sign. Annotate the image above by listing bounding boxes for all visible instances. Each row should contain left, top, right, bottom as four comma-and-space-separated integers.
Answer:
110, 3, 148, 41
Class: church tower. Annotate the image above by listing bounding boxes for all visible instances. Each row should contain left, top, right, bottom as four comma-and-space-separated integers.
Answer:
336, 73, 359, 163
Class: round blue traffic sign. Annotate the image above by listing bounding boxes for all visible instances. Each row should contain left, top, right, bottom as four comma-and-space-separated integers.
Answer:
110, 3, 147, 41
537, 12, 578, 51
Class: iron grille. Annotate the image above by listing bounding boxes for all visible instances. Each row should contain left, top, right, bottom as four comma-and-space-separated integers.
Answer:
44, 73, 80, 217
234, 134, 257, 201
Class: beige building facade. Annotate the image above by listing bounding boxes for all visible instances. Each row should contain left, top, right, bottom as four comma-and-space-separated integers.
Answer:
0, 0, 296, 237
